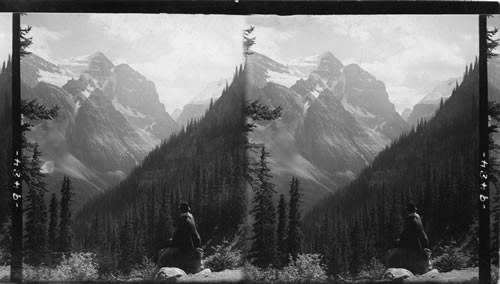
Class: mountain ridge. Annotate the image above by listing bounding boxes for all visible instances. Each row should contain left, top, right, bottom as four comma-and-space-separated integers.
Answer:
247, 51, 409, 211
21, 52, 179, 209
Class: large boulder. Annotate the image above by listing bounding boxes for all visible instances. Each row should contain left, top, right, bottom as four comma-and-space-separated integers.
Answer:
383, 268, 414, 280
155, 267, 187, 280
157, 247, 203, 274
385, 247, 432, 275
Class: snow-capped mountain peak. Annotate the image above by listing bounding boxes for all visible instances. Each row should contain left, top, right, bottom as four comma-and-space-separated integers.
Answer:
247, 50, 409, 211
21, 52, 180, 209
417, 77, 460, 105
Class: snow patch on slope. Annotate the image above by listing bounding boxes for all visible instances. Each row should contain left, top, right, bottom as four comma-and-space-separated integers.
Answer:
38, 70, 73, 87
266, 70, 302, 88
74, 101, 82, 115
341, 96, 375, 118
112, 97, 147, 118
303, 101, 311, 115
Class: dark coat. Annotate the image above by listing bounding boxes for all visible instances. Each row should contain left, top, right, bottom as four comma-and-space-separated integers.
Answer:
172, 212, 201, 249
398, 212, 429, 251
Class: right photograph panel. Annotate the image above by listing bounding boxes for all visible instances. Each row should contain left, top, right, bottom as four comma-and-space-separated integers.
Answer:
244, 15, 480, 282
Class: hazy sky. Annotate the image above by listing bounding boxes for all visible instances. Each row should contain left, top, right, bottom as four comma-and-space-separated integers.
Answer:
22, 14, 478, 114
0, 14, 11, 64
247, 15, 478, 113
23, 14, 245, 113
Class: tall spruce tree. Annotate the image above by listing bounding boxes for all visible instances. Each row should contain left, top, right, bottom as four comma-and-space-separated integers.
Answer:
155, 192, 173, 261
20, 23, 59, 265
58, 176, 74, 255
119, 216, 134, 274
287, 176, 303, 261
24, 146, 49, 265
48, 193, 59, 252
249, 146, 278, 267
276, 194, 288, 266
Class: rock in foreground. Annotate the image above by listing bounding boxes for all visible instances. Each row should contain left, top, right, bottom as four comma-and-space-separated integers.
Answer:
386, 247, 432, 274
383, 268, 414, 280
155, 267, 187, 280
157, 247, 203, 274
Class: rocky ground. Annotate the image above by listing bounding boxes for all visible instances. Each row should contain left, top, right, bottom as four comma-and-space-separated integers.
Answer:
405, 267, 479, 283
178, 268, 244, 282
0, 265, 486, 282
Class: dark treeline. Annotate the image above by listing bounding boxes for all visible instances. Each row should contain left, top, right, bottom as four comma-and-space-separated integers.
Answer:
303, 61, 479, 277
24, 175, 74, 266
72, 66, 248, 274
0, 57, 12, 259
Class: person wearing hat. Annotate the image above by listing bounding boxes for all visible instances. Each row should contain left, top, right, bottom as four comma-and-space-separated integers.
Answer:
158, 202, 203, 273
172, 202, 201, 249
398, 202, 429, 251
386, 202, 431, 274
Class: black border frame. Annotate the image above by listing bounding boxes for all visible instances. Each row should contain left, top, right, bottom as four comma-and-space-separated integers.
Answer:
10, 12, 22, 283
5, 2, 498, 283
0, 1, 497, 14
479, 14, 490, 284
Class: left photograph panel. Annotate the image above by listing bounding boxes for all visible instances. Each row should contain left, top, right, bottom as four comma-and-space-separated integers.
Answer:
19, 13, 248, 281
0, 13, 11, 282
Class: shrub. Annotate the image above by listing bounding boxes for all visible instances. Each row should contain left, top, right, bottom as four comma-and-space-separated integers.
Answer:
204, 240, 242, 272
280, 254, 327, 282
492, 265, 499, 284
433, 241, 472, 272
243, 262, 280, 282
244, 254, 327, 282
23, 252, 99, 281
358, 257, 385, 279
130, 256, 157, 280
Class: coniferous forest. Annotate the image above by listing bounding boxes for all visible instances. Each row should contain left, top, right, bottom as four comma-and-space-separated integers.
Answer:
72, 66, 248, 274
302, 61, 479, 277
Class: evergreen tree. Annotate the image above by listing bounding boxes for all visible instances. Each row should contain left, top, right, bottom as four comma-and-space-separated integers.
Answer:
119, 217, 134, 274
249, 146, 278, 267
302, 61, 480, 276
276, 194, 288, 266
24, 146, 49, 265
243, 26, 256, 58
287, 176, 303, 261
349, 218, 364, 276
487, 25, 499, 59
155, 192, 173, 261
48, 193, 59, 252
58, 176, 73, 255
20, 24, 33, 57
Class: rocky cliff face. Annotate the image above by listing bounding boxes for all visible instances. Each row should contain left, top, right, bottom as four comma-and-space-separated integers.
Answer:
247, 51, 409, 210
21, 52, 179, 208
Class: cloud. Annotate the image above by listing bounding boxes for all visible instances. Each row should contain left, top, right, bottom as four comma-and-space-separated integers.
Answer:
252, 26, 296, 62
320, 15, 475, 111
89, 14, 245, 111
28, 26, 66, 62
385, 86, 424, 114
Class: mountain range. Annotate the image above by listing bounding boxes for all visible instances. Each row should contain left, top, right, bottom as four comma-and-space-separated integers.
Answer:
174, 78, 228, 126
21, 50, 460, 214
405, 77, 461, 126
246, 51, 409, 211
21, 52, 179, 208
